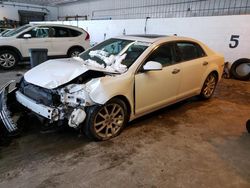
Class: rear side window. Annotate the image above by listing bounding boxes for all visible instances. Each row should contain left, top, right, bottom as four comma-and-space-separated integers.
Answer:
177, 42, 206, 61
69, 29, 82, 37
50, 27, 70, 37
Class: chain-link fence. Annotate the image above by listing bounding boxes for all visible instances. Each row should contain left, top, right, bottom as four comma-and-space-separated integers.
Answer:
92, 0, 250, 19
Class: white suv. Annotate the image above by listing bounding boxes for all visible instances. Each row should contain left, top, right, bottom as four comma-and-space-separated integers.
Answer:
0, 24, 90, 70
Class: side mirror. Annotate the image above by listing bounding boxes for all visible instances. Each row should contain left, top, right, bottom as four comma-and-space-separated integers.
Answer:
143, 61, 163, 71
23, 34, 31, 39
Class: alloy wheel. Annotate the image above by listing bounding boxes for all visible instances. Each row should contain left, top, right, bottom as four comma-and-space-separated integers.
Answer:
71, 51, 80, 57
203, 74, 216, 98
94, 103, 125, 139
0, 53, 16, 68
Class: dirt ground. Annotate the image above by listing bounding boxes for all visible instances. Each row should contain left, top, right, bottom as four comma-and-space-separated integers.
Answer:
0, 66, 250, 188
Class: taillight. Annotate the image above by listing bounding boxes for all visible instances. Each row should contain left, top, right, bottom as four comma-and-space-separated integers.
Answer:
85, 32, 90, 40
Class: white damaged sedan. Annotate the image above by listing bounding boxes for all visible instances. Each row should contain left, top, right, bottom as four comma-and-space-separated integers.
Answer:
0, 35, 224, 140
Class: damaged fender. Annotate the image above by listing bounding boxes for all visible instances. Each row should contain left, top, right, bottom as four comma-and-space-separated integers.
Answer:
86, 76, 134, 113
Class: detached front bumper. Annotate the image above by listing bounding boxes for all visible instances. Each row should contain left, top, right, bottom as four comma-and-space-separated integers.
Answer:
0, 81, 18, 133
0, 80, 60, 133
16, 91, 59, 121
1, 80, 88, 133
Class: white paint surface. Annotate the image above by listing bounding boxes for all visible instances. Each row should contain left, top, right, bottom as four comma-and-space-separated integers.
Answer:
16, 91, 56, 120
24, 57, 119, 89
36, 15, 250, 65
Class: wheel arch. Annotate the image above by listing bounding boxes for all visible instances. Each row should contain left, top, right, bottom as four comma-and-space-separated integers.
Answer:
112, 95, 132, 119
200, 69, 219, 91
210, 70, 219, 80
67, 45, 85, 56
90, 94, 132, 120
0, 46, 23, 60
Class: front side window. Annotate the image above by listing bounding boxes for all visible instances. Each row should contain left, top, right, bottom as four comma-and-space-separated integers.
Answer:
145, 43, 176, 67
177, 42, 206, 61
79, 38, 149, 73
22, 27, 50, 38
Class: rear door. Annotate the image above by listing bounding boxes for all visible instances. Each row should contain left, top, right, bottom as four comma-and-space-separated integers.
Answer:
48, 26, 82, 56
175, 42, 208, 99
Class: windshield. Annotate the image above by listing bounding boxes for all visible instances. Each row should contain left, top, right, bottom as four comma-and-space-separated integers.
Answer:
2, 25, 31, 37
0, 29, 11, 36
79, 38, 149, 73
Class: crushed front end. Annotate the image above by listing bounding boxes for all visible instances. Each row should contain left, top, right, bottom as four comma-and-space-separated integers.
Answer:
0, 76, 98, 134
17, 78, 62, 122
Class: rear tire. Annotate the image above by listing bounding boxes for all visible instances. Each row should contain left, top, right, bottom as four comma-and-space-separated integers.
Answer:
68, 47, 84, 57
199, 73, 218, 99
230, 59, 250, 81
83, 98, 128, 141
0, 50, 18, 70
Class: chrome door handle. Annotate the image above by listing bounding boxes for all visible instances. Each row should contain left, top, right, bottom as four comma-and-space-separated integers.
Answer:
172, 69, 180, 74
203, 61, 209, 66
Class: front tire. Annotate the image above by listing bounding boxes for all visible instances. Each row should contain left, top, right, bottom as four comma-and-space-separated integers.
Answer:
199, 73, 218, 99
83, 98, 128, 141
0, 50, 18, 70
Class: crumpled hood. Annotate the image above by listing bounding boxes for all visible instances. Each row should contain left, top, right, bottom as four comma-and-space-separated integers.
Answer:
24, 58, 116, 89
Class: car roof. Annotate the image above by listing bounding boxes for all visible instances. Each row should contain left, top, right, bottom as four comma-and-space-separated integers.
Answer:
128, 34, 167, 39
116, 34, 168, 43
29, 23, 84, 31
115, 34, 200, 44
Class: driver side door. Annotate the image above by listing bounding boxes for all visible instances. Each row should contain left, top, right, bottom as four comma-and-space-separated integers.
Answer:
135, 43, 182, 116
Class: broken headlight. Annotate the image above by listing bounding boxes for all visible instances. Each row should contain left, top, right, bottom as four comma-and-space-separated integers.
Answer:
59, 84, 93, 107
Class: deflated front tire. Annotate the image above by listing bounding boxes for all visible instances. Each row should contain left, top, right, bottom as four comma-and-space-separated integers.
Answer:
83, 98, 128, 141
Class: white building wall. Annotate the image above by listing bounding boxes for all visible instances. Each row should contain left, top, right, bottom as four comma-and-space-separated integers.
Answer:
37, 15, 250, 65
58, 0, 250, 20
0, 2, 58, 21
